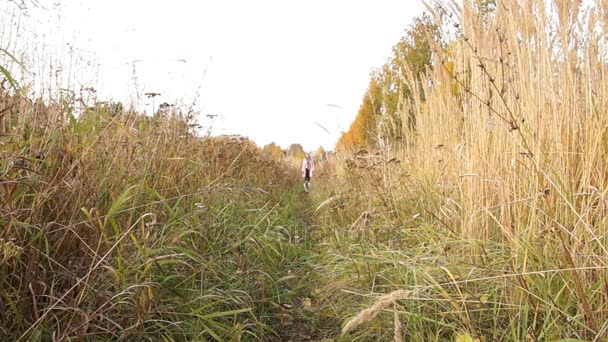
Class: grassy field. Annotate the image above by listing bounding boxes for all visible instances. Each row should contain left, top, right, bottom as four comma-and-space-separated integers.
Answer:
3, 0, 608, 341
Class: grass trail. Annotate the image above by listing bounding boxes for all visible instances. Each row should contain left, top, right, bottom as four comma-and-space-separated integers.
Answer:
7, 1, 608, 338
269, 181, 339, 341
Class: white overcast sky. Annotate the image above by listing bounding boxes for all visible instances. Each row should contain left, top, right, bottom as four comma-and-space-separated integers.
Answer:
6, 0, 426, 151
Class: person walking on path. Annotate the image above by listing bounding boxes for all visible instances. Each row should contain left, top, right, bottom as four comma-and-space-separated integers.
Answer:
301, 153, 314, 192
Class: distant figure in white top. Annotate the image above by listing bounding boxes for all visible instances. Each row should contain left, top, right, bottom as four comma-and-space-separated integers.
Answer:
302, 153, 314, 192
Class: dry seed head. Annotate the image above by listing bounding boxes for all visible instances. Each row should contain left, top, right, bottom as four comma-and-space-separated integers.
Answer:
341, 290, 411, 336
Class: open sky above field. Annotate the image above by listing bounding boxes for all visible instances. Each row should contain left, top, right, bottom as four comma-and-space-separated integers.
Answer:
11, 0, 426, 151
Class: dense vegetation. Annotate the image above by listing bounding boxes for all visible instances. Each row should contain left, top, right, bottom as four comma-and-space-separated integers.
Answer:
3, 0, 608, 340
0, 88, 328, 340
330, 0, 608, 340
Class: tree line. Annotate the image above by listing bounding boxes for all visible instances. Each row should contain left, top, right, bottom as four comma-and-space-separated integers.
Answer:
337, 0, 496, 151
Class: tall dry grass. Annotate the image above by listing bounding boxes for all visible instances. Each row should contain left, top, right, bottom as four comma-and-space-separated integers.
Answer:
410, 0, 608, 246
409, 2, 608, 331
316, 0, 608, 340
